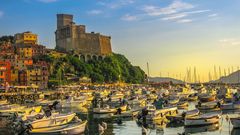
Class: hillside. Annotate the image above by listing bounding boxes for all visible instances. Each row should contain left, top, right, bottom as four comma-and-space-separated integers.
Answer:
40, 53, 146, 85
214, 70, 240, 84
149, 77, 184, 84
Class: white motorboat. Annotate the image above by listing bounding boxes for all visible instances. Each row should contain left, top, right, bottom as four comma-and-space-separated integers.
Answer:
184, 112, 221, 126
30, 113, 76, 129
30, 120, 87, 135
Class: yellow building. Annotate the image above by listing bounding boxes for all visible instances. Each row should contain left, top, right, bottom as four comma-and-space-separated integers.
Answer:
11, 68, 19, 85
14, 31, 38, 44
19, 47, 33, 58
27, 66, 42, 87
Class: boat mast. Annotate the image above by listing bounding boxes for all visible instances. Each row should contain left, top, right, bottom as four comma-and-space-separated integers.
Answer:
147, 62, 150, 83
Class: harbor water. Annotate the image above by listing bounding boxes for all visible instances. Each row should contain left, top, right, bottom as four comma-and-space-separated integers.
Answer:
63, 103, 240, 135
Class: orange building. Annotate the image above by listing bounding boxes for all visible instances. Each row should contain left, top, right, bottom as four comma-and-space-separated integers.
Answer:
0, 61, 11, 86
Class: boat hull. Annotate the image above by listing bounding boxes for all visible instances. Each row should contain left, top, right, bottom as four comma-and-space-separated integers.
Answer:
231, 118, 240, 128
185, 116, 220, 126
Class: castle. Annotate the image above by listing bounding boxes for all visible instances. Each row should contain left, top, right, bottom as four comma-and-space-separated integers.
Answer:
55, 14, 112, 61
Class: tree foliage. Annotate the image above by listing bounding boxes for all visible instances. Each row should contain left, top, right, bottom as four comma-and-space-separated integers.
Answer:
0, 35, 14, 44
43, 53, 146, 84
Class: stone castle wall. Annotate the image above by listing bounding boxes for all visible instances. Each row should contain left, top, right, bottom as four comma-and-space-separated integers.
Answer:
55, 14, 112, 57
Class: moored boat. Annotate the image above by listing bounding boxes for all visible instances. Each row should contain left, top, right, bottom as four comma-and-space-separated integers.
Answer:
30, 113, 76, 129
93, 104, 127, 114
221, 102, 240, 110
30, 120, 87, 134
167, 109, 199, 122
184, 112, 221, 126
198, 94, 216, 103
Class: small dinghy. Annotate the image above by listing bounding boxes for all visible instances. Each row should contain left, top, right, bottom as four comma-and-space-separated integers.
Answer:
184, 112, 221, 127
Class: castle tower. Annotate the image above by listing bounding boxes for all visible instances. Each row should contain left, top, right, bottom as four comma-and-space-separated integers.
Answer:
55, 14, 112, 59
57, 14, 73, 28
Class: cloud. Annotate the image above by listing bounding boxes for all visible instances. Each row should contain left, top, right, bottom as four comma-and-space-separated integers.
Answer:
219, 38, 240, 47
143, 0, 194, 16
162, 13, 187, 21
185, 10, 210, 14
177, 19, 192, 23
161, 9, 209, 22
0, 11, 3, 18
208, 13, 218, 17
121, 14, 137, 21
37, 0, 58, 3
87, 10, 103, 15
99, 0, 135, 9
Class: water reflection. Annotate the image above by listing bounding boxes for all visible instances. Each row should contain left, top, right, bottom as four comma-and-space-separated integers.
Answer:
184, 123, 220, 134
231, 128, 240, 135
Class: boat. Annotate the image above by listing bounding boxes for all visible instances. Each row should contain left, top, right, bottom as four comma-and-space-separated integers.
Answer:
59, 97, 87, 108
167, 109, 199, 122
0, 100, 8, 105
0, 104, 26, 113
198, 94, 216, 102
93, 105, 127, 114
110, 110, 139, 119
184, 112, 221, 126
230, 117, 240, 128
188, 94, 198, 101
30, 113, 76, 129
145, 105, 178, 121
221, 101, 240, 110
30, 120, 87, 134
177, 101, 188, 109
168, 98, 179, 105
196, 100, 221, 110
184, 123, 219, 134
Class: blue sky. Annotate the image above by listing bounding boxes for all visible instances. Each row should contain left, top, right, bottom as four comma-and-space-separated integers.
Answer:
1, 0, 240, 82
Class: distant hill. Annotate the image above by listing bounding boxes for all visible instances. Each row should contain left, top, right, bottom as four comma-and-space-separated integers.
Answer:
214, 70, 240, 84
149, 77, 184, 84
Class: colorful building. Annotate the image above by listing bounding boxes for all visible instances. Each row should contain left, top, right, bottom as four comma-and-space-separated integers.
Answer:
0, 61, 11, 86
18, 70, 27, 86
14, 31, 38, 45
10, 68, 19, 85
18, 47, 33, 58
0, 32, 49, 89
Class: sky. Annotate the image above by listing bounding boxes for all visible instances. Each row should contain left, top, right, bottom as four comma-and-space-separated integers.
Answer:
1, 0, 240, 82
